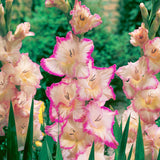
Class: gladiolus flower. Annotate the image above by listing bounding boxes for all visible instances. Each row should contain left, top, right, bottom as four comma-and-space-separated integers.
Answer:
145, 125, 160, 149
77, 142, 106, 160
46, 81, 77, 107
84, 102, 118, 149
78, 60, 116, 102
143, 37, 160, 74
70, 0, 102, 34
15, 100, 44, 151
129, 23, 149, 48
116, 57, 158, 99
0, 71, 16, 102
133, 84, 160, 112
122, 105, 139, 143
0, 32, 21, 64
60, 119, 93, 159
14, 22, 35, 40
41, 31, 93, 78
3, 53, 43, 97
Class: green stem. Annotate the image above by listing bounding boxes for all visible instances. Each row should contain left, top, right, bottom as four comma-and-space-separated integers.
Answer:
140, 49, 144, 57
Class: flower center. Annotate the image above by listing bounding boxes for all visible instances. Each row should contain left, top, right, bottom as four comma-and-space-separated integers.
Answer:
133, 67, 140, 81
151, 48, 159, 57
145, 95, 153, 105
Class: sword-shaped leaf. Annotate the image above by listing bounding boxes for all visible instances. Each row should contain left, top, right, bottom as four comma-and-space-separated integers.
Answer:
135, 118, 144, 160
89, 142, 94, 160
23, 100, 34, 160
7, 101, 19, 160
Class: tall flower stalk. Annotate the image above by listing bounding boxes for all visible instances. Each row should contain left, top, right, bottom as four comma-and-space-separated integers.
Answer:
0, 0, 44, 152
41, 0, 118, 159
116, 1, 160, 159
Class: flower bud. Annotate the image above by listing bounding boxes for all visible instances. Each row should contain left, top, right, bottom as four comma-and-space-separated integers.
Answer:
0, 4, 6, 36
140, 3, 149, 29
14, 22, 35, 40
45, 0, 69, 13
149, 9, 160, 39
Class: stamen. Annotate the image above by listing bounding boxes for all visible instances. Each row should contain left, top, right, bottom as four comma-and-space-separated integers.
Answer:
95, 114, 102, 121
64, 92, 70, 100
89, 74, 96, 81
23, 70, 29, 73
139, 35, 143, 39
69, 49, 75, 57
69, 50, 72, 57
80, 15, 85, 21
69, 133, 74, 135
151, 48, 157, 54
0, 81, 4, 85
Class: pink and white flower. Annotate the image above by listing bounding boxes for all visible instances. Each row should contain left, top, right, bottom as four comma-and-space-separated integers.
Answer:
78, 142, 106, 160
12, 91, 32, 116
122, 105, 139, 143
46, 81, 77, 107
84, 102, 118, 149
3, 53, 43, 97
138, 109, 160, 124
70, 0, 102, 34
129, 23, 149, 48
14, 22, 35, 40
0, 71, 17, 103
116, 57, 158, 99
0, 32, 21, 64
78, 59, 116, 102
15, 100, 44, 151
133, 84, 160, 113
143, 37, 160, 74
41, 31, 94, 78
60, 119, 93, 159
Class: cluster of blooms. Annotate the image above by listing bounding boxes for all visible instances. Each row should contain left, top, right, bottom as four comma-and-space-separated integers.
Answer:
0, 20, 44, 149
42, 0, 118, 159
116, 22, 160, 159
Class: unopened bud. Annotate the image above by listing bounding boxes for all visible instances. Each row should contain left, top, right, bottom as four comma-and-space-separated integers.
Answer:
0, 4, 4, 15
140, 3, 149, 29
5, 0, 13, 32
156, 9, 160, 21
45, 0, 69, 13
149, 9, 160, 39
0, 4, 6, 36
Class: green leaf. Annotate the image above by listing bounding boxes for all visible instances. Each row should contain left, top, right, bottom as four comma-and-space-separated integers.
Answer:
149, 0, 160, 25
135, 118, 144, 160
55, 138, 63, 160
127, 145, 133, 160
118, 116, 130, 160
113, 117, 122, 160
23, 100, 34, 160
39, 136, 55, 160
46, 140, 53, 160
7, 101, 19, 160
89, 142, 94, 160
157, 150, 160, 160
